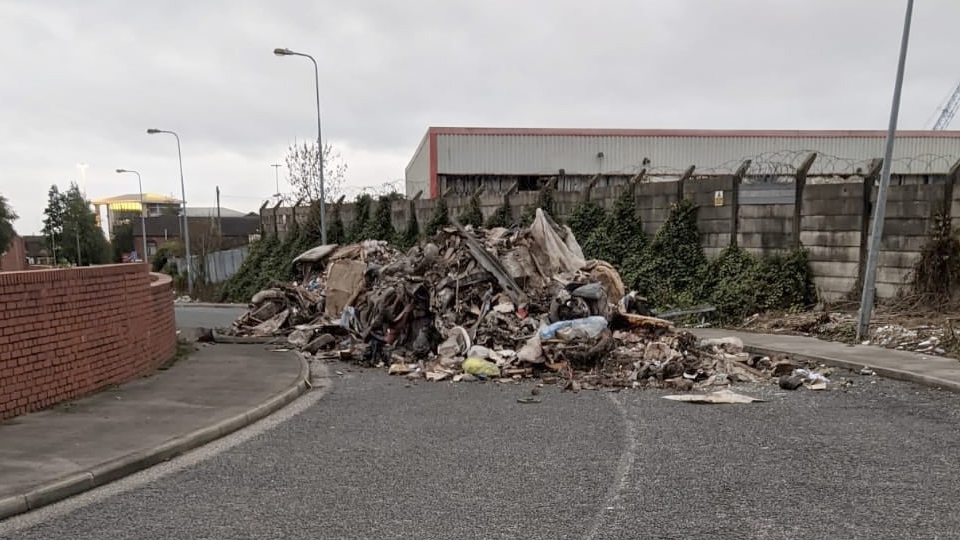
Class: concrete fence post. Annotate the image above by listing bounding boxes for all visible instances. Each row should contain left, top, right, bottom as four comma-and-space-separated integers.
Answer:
856, 158, 885, 293
272, 200, 283, 237
730, 160, 752, 248
944, 159, 960, 217
792, 153, 818, 250
625, 169, 647, 202
582, 174, 600, 203
676, 165, 695, 202
258, 201, 269, 237
291, 197, 304, 228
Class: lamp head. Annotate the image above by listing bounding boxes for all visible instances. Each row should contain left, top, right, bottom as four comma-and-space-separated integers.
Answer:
116, 169, 126, 173
273, 48, 293, 56
146, 128, 161, 134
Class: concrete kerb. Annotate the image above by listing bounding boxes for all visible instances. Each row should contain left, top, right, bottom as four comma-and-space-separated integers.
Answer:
175, 302, 249, 309
743, 344, 960, 394
211, 329, 285, 345
0, 350, 312, 522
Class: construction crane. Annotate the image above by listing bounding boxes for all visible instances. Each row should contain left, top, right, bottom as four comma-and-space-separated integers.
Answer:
932, 80, 960, 130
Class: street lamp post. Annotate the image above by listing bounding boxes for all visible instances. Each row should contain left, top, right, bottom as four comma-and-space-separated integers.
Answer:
116, 169, 148, 263
272, 163, 282, 198
146, 128, 193, 296
274, 47, 327, 245
856, 0, 915, 342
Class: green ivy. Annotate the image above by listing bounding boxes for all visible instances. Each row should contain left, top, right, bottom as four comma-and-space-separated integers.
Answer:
425, 197, 450, 236
909, 211, 960, 310
621, 199, 705, 309
364, 194, 398, 242
398, 200, 420, 250
699, 245, 759, 322
326, 201, 346, 245
520, 183, 557, 226
567, 200, 606, 247
582, 189, 647, 267
219, 234, 282, 303
485, 198, 513, 228
348, 194, 373, 242
458, 194, 484, 228
745, 249, 817, 313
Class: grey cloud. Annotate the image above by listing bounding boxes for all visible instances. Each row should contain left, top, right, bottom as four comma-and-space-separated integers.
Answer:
2, 0, 960, 232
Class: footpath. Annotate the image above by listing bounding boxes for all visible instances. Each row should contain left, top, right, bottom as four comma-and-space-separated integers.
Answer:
0, 344, 308, 521
694, 328, 960, 392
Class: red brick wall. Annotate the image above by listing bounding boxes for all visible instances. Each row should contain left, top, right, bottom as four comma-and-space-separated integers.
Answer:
0, 264, 177, 420
0, 234, 27, 272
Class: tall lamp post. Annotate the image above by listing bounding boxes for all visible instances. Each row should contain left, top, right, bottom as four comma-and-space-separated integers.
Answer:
856, 0, 914, 342
116, 168, 148, 263
272, 163, 283, 198
146, 128, 193, 296
274, 47, 327, 245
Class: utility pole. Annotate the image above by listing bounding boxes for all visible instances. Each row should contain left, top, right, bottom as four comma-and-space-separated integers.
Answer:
75, 217, 82, 266
857, 0, 914, 342
272, 163, 282, 198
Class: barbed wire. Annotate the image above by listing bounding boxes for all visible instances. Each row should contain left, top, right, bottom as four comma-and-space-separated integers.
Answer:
605, 149, 957, 182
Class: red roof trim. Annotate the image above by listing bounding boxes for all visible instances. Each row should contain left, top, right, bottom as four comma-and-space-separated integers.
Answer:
428, 127, 960, 138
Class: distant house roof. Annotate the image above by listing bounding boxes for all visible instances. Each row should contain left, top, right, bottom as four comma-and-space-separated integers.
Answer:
92, 193, 181, 205
133, 215, 261, 238
184, 206, 248, 218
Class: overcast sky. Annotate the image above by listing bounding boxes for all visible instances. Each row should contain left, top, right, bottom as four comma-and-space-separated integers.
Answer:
2, 0, 959, 234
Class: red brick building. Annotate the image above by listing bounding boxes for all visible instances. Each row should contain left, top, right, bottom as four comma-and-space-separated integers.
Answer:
0, 233, 27, 272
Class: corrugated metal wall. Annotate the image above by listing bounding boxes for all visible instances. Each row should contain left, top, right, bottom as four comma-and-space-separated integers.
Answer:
404, 132, 431, 197
434, 134, 960, 177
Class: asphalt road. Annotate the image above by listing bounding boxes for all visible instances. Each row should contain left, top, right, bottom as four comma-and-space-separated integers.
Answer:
2, 362, 960, 539
174, 305, 247, 330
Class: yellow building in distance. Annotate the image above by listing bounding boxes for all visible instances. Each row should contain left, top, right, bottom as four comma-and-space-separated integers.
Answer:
91, 193, 181, 235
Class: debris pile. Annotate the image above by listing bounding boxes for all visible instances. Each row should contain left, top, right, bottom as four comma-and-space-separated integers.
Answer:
741, 311, 955, 357
221, 210, 812, 391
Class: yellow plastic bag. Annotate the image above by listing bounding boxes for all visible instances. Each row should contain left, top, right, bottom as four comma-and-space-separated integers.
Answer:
461, 357, 501, 378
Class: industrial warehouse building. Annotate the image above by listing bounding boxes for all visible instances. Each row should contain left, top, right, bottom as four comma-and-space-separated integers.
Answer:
404, 127, 960, 198
397, 126, 960, 301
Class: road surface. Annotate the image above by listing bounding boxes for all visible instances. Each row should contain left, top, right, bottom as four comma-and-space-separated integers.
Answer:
174, 305, 246, 330
2, 361, 959, 539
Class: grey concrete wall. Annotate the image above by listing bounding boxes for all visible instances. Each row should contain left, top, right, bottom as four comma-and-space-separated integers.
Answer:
264, 177, 953, 302
875, 183, 942, 298
685, 177, 733, 260
801, 183, 863, 301
637, 181, 681, 237
738, 204, 793, 257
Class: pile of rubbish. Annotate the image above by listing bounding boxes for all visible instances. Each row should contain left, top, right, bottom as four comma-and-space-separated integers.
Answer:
221, 210, 805, 391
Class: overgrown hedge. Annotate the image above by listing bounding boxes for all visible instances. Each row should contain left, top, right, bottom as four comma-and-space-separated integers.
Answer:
574, 192, 818, 323
222, 189, 819, 324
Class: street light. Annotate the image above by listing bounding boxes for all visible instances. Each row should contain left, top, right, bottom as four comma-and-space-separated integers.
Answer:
146, 128, 193, 296
116, 169, 148, 264
856, 0, 914, 342
272, 163, 282, 199
274, 46, 327, 245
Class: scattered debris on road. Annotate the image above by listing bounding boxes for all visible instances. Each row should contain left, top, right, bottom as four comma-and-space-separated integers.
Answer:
220, 210, 842, 393
662, 389, 765, 404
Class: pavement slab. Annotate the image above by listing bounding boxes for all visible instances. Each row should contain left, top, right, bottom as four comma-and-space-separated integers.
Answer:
0, 344, 302, 504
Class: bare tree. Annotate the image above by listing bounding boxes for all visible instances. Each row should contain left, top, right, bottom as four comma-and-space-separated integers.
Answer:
284, 140, 347, 203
